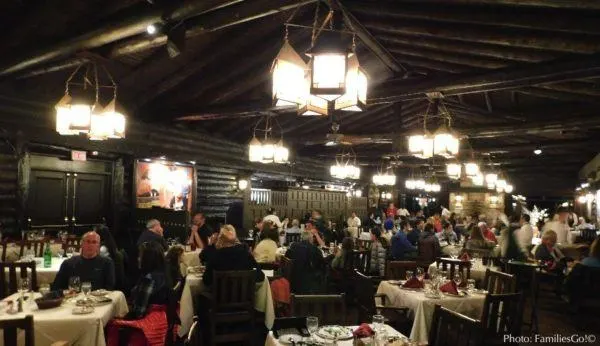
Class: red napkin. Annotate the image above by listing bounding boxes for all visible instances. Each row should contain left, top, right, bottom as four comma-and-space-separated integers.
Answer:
402, 276, 424, 289
460, 252, 471, 262
440, 281, 459, 295
353, 323, 374, 338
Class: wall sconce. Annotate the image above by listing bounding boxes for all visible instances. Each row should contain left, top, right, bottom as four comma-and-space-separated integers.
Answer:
238, 179, 248, 190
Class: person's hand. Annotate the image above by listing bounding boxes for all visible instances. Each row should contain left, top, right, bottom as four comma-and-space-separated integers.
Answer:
191, 225, 199, 233
208, 233, 218, 245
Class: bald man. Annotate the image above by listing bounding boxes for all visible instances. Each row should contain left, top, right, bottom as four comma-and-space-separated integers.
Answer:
51, 231, 115, 291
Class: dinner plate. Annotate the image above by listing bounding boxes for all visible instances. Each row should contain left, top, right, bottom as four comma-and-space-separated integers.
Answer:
278, 334, 302, 344
72, 306, 94, 315
470, 289, 488, 295
316, 325, 353, 340
388, 280, 404, 285
91, 289, 108, 297
442, 291, 467, 298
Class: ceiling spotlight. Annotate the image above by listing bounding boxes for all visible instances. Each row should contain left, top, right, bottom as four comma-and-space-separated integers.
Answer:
146, 24, 158, 35
533, 148, 542, 155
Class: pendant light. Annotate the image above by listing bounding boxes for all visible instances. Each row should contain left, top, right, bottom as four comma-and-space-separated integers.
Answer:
331, 149, 360, 180
248, 115, 289, 164
306, 30, 350, 101
373, 162, 396, 186
464, 162, 480, 177
446, 163, 462, 180
334, 37, 367, 111
272, 38, 308, 107
485, 173, 498, 190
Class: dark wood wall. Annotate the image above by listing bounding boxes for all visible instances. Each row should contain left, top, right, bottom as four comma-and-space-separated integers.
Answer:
0, 142, 18, 236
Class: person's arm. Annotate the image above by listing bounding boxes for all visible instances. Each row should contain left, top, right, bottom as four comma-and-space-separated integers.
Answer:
400, 234, 417, 252
312, 229, 326, 247
105, 258, 116, 290
51, 260, 71, 291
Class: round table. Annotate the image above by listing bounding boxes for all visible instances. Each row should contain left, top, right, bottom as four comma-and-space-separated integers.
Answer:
428, 258, 500, 283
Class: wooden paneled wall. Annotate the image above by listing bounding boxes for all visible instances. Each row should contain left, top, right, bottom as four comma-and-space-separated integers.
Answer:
0, 142, 18, 235
195, 164, 242, 221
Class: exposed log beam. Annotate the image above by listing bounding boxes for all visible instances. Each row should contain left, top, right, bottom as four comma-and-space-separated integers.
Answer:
387, 45, 507, 69
346, 1, 600, 35
175, 102, 295, 121
0, 0, 241, 77
376, 0, 600, 10
334, 0, 406, 74
363, 19, 600, 54
208, 69, 270, 104
108, 0, 317, 57
370, 53, 600, 104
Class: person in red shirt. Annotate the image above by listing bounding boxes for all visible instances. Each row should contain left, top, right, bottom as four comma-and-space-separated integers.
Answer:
386, 203, 398, 219
478, 222, 497, 243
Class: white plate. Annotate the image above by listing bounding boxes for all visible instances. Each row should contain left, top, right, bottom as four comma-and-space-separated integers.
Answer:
278, 334, 303, 344
72, 306, 94, 315
91, 289, 108, 297
316, 325, 353, 340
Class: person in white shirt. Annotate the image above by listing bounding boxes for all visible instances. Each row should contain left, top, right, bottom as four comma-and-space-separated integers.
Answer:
542, 207, 572, 245
263, 208, 282, 230
515, 214, 534, 254
347, 211, 361, 238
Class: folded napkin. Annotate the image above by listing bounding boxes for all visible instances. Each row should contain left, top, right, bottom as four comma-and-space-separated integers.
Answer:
353, 323, 374, 338
460, 252, 471, 261
440, 281, 459, 295
402, 276, 424, 289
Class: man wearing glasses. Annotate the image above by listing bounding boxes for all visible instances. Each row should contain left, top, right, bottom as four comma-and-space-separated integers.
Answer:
51, 231, 115, 291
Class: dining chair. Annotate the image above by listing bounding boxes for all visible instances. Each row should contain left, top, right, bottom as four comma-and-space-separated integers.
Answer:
290, 293, 346, 325
1, 315, 34, 346
565, 263, 600, 312
482, 269, 516, 294
385, 260, 417, 280
208, 270, 257, 345
350, 249, 370, 274
437, 258, 471, 283
278, 256, 293, 282
18, 239, 47, 258
504, 261, 541, 334
0, 262, 38, 298
353, 270, 410, 332
480, 292, 524, 345
286, 233, 301, 245
62, 236, 81, 252
428, 304, 483, 346
0, 240, 7, 261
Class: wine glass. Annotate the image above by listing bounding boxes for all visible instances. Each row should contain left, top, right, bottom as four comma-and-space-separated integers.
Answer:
57, 249, 64, 259
66, 247, 74, 258
453, 272, 463, 288
405, 270, 414, 281
81, 282, 92, 303
306, 316, 319, 342
19, 277, 30, 305
372, 314, 385, 333
416, 267, 425, 281
467, 279, 476, 292
69, 276, 81, 294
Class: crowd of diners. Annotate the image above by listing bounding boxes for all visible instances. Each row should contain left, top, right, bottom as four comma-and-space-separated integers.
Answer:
42, 203, 600, 344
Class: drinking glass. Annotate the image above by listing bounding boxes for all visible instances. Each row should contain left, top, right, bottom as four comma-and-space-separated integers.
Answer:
19, 277, 30, 305
467, 279, 476, 292
57, 249, 64, 259
405, 270, 414, 281
81, 282, 92, 303
69, 276, 81, 294
39, 283, 50, 296
372, 314, 385, 332
66, 247, 74, 258
416, 267, 425, 281
306, 316, 319, 342
453, 272, 463, 287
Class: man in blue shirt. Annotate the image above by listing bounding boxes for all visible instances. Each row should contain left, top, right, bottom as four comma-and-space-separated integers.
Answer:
391, 220, 417, 260
407, 219, 424, 246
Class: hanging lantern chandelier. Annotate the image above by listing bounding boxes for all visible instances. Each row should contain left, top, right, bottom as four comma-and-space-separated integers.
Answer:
485, 173, 498, 190
330, 149, 360, 180
248, 115, 289, 164
446, 163, 462, 180
272, 38, 308, 108
55, 60, 126, 140
407, 96, 459, 159
464, 162, 480, 177
372, 163, 396, 186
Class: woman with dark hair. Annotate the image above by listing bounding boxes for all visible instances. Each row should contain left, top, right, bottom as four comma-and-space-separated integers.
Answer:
165, 245, 184, 286
94, 225, 127, 291
465, 224, 496, 251
107, 241, 174, 346
331, 237, 355, 270
416, 223, 441, 267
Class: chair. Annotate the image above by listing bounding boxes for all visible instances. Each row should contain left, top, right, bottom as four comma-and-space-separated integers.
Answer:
566, 264, 600, 312
286, 233, 301, 245
257, 262, 278, 271
1, 240, 7, 262
437, 258, 471, 283
356, 239, 373, 251
290, 293, 346, 325
504, 261, 540, 333
208, 270, 256, 345
482, 269, 516, 294
428, 304, 483, 346
278, 256, 293, 282
385, 261, 417, 280
0, 262, 38, 298
18, 239, 47, 258
579, 229, 597, 243
353, 271, 410, 332
1, 315, 34, 346
480, 293, 524, 345
62, 236, 81, 252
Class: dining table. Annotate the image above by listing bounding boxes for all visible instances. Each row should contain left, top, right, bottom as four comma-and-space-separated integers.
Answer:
2, 243, 64, 263
376, 280, 486, 344
178, 269, 275, 337
178, 249, 201, 276
265, 324, 408, 346
428, 258, 500, 283
0, 290, 128, 346
2, 257, 66, 286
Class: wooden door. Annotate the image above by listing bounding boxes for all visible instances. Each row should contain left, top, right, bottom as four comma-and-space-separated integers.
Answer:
72, 173, 109, 228
28, 170, 69, 227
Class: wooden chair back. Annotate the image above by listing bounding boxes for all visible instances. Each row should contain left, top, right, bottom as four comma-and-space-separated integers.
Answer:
0, 262, 38, 298
0, 240, 7, 262
350, 250, 370, 274
428, 304, 483, 346
579, 229, 597, 243
482, 269, 516, 294
437, 259, 471, 282
18, 240, 47, 258
286, 233, 301, 245
278, 256, 293, 282
62, 236, 81, 252
385, 260, 417, 280
1, 315, 34, 346
290, 293, 346, 325
481, 293, 524, 343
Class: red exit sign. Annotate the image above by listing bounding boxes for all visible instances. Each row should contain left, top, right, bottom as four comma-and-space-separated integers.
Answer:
71, 150, 87, 161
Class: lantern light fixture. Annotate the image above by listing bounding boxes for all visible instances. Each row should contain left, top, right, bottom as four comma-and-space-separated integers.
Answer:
373, 163, 396, 186
408, 96, 460, 159
306, 30, 350, 101
330, 149, 360, 180
464, 162, 480, 177
272, 39, 308, 108
247, 115, 289, 164
446, 163, 462, 180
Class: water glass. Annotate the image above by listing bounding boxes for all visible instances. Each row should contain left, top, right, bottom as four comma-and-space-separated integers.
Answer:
66, 247, 74, 258
405, 270, 414, 281
39, 283, 50, 296
69, 276, 81, 293
453, 272, 463, 287
372, 314, 385, 332
57, 249, 64, 259
82, 282, 92, 302
467, 279, 476, 292
306, 316, 319, 341
416, 267, 425, 281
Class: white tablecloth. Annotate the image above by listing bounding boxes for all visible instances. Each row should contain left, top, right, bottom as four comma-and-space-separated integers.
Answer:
428, 259, 499, 283
3, 243, 64, 263
376, 281, 486, 344
178, 271, 275, 337
179, 250, 201, 276
2, 258, 66, 287
0, 290, 128, 346
265, 324, 407, 346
